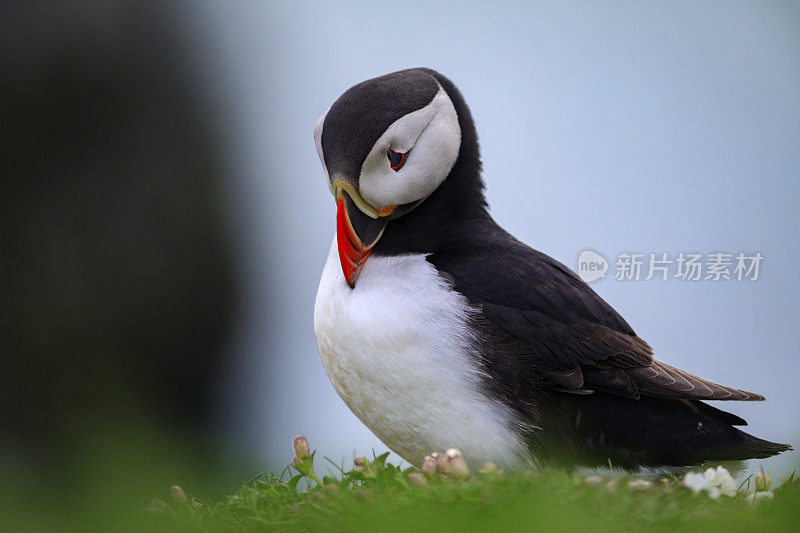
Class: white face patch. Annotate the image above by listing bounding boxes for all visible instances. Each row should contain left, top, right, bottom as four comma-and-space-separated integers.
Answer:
358, 86, 461, 210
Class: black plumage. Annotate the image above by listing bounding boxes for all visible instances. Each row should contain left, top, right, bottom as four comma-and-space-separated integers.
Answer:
369, 68, 790, 469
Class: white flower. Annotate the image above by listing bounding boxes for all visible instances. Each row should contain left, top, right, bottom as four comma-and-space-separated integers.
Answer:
682, 466, 736, 499
747, 490, 774, 504
704, 466, 737, 497
683, 471, 711, 494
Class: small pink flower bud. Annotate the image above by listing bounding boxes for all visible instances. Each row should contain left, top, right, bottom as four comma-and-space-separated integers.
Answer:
353, 457, 368, 467
627, 479, 652, 492
293, 436, 311, 458
755, 472, 771, 492
446, 449, 469, 479
431, 452, 449, 475
479, 461, 499, 475
421, 455, 437, 477
407, 472, 428, 487
169, 485, 187, 505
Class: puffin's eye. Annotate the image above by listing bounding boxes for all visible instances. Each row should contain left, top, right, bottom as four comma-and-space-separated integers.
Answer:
387, 149, 406, 171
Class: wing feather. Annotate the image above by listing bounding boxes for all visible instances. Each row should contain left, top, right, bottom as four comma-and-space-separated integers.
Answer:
430, 233, 764, 402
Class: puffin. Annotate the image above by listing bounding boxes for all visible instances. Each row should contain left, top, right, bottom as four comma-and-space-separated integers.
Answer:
312, 68, 790, 471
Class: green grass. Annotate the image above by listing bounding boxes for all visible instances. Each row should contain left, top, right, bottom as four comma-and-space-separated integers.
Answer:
147, 443, 800, 532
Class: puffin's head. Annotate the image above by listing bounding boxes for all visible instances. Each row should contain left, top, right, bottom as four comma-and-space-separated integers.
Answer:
314, 68, 462, 288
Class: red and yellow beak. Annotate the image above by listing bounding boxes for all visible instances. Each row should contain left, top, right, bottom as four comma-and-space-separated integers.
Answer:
334, 181, 391, 288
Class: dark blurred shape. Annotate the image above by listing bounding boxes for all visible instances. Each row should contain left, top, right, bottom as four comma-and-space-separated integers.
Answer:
0, 0, 235, 477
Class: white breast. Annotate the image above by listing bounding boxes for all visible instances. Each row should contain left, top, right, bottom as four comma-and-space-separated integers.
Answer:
314, 236, 530, 469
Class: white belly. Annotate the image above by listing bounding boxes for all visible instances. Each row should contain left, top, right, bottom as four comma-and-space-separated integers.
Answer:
313, 236, 530, 469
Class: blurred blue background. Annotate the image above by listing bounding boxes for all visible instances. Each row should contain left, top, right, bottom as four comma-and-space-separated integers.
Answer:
2, 2, 798, 526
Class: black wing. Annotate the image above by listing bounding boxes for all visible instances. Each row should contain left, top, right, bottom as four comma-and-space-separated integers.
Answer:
429, 228, 763, 402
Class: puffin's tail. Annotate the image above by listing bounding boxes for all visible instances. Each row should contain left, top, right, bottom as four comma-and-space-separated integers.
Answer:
715, 428, 791, 460
559, 393, 792, 469
684, 400, 791, 462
